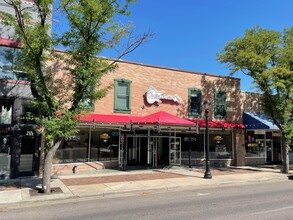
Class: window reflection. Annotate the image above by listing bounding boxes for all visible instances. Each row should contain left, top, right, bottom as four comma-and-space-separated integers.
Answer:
245, 131, 266, 158
54, 129, 119, 163
176, 130, 233, 160
0, 99, 13, 124
0, 136, 11, 180
0, 46, 28, 81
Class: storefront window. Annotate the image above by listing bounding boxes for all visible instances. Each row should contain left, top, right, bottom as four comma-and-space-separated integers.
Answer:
181, 130, 233, 159
54, 128, 119, 163
209, 130, 233, 159
0, 136, 11, 179
21, 99, 38, 124
245, 131, 266, 158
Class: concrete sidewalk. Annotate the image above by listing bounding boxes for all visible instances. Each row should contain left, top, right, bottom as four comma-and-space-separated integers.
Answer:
0, 166, 290, 206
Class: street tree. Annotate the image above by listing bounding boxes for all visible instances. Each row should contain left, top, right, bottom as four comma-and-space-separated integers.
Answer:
2, 0, 151, 193
217, 26, 293, 174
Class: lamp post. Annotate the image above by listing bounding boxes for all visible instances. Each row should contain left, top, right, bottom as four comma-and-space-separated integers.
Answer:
204, 99, 212, 179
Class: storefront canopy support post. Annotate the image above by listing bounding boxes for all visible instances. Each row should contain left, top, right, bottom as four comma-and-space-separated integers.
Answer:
87, 123, 92, 162
188, 127, 191, 168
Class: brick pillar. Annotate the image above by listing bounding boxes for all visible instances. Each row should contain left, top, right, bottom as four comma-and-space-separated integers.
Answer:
233, 129, 245, 166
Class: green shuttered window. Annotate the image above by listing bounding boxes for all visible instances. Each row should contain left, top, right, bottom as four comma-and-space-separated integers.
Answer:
114, 79, 131, 113
214, 91, 226, 119
188, 88, 202, 117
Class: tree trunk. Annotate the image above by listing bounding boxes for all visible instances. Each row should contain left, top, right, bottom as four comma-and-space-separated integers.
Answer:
281, 133, 290, 174
42, 139, 62, 194
38, 135, 45, 178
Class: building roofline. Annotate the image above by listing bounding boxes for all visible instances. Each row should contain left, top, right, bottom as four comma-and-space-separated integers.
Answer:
0, 45, 240, 81
53, 48, 240, 81
114, 59, 241, 81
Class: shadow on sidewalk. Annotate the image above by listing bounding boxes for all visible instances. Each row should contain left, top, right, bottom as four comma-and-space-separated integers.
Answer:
0, 180, 21, 191
0, 177, 42, 191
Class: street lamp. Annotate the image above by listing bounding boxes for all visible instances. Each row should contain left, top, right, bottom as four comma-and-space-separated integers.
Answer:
203, 99, 212, 179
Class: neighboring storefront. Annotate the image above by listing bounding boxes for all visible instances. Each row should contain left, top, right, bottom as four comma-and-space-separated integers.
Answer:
0, 81, 40, 179
243, 112, 282, 166
0, 115, 41, 179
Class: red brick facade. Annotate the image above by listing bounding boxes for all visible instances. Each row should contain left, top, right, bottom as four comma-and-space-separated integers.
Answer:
50, 59, 248, 174
95, 60, 242, 123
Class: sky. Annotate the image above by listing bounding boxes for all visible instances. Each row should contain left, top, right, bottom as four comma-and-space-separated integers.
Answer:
101, 0, 293, 92
54, 0, 293, 92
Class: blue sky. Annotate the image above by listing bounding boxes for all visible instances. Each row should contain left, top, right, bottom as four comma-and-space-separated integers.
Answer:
101, 0, 293, 92
53, 0, 293, 92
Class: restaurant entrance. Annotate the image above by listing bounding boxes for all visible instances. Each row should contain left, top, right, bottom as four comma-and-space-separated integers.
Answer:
124, 135, 181, 168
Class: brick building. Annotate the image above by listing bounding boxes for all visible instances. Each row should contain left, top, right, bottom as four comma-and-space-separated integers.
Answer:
240, 92, 282, 166
53, 60, 246, 174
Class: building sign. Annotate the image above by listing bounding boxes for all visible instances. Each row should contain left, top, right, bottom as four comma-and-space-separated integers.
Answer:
146, 86, 182, 105
26, 131, 34, 136
213, 135, 223, 143
21, 130, 35, 136
100, 133, 110, 141
247, 143, 258, 147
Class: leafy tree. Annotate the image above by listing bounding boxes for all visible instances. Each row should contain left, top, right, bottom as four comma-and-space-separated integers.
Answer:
2, 0, 151, 193
217, 26, 293, 174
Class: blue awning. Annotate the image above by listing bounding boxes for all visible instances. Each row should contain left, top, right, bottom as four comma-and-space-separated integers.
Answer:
243, 112, 279, 130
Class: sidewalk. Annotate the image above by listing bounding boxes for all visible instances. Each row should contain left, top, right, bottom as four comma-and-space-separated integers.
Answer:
0, 165, 290, 206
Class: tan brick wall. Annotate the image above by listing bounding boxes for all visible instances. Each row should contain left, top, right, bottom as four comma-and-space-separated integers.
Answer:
232, 129, 246, 166
241, 92, 263, 113
95, 61, 242, 122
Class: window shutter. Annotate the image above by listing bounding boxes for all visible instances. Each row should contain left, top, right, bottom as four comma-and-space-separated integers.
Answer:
114, 79, 131, 113
214, 91, 226, 119
188, 88, 202, 117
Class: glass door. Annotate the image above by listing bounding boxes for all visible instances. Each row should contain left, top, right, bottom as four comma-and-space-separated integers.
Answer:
170, 137, 181, 165
119, 132, 126, 170
0, 136, 11, 179
153, 137, 158, 168
147, 137, 158, 168
126, 135, 141, 165
266, 140, 273, 163
19, 136, 39, 176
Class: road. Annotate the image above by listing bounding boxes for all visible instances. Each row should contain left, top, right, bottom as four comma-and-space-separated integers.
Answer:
1, 180, 293, 220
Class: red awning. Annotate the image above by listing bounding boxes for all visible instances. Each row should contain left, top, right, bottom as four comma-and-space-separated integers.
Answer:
80, 111, 245, 128
191, 119, 245, 129
135, 111, 195, 126
196, 120, 222, 128
80, 113, 137, 124
219, 121, 246, 129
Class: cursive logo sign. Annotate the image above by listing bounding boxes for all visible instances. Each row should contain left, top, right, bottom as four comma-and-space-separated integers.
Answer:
146, 86, 182, 105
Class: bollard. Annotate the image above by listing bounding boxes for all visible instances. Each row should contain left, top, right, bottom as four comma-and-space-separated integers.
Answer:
72, 165, 77, 174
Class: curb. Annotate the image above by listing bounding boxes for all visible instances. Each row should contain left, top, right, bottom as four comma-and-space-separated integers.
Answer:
0, 168, 289, 208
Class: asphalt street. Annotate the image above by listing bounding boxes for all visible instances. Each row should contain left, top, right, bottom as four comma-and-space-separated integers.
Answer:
1, 179, 293, 220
